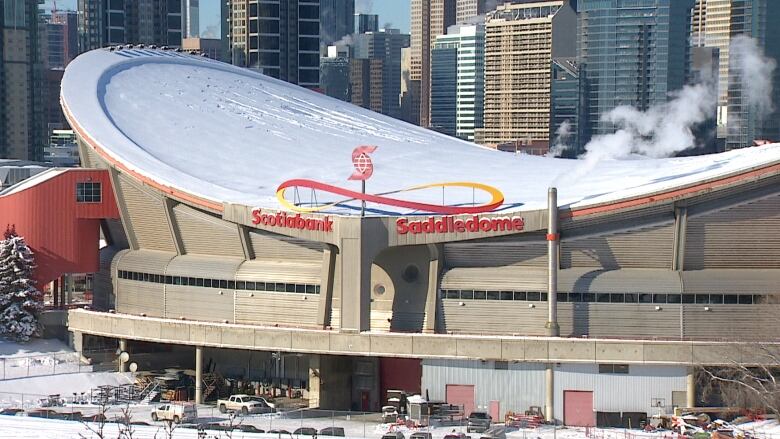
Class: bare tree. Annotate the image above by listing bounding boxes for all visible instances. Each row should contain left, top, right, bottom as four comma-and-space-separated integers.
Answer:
153, 420, 178, 439
698, 343, 780, 416
79, 398, 110, 439
116, 404, 136, 439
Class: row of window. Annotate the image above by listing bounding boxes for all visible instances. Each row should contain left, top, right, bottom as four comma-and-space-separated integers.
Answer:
117, 270, 320, 294
440, 289, 767, 305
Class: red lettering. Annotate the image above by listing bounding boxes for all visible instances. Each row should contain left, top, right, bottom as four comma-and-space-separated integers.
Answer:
422, 217, 434, 233
396, 218, 409, 234
394, 215, 525, 235
250, 209, 334, 233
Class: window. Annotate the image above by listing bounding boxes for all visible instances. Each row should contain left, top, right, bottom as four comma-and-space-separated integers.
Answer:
76, 182, 101, 203
599, 364, 629, 374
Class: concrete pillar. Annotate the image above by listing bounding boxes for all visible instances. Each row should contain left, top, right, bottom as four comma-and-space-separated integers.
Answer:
545, 364, 554, 422
423, 244, 441, 333
67, 274, 74, 306
308, 355, 321, 408
339, 218, 387, 333
118, 339, 128, 373
195, 346, 203, 404
53, 279, 59, 308
546, 187, 560, 337
687, 368, 696, 408
69, 331, 84, 352
317, 247, 337, 328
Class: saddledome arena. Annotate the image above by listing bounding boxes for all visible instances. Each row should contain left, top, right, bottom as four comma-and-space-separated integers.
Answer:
51, 48, 780, 424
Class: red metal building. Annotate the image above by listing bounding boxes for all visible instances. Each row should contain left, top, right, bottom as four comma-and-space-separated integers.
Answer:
0, 169, 118, 287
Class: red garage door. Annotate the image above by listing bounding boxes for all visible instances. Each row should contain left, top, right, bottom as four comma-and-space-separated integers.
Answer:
446, 384, 475, 418
564, 390, 594, 427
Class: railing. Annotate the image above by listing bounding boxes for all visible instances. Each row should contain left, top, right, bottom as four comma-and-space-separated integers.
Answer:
0, 348, 116, 380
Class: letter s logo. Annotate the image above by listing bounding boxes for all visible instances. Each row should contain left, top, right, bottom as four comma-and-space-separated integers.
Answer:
251, 209, 262, 225
396, 218, 409, 235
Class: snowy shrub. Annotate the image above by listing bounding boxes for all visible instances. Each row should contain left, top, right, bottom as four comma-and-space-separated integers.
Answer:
0, 226, 43, 342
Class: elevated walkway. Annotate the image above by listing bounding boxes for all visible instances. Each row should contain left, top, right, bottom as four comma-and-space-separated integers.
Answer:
67, 308, 779, 366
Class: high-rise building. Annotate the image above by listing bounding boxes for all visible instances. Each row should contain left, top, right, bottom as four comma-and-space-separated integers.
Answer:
228, 0, 321, 88
411, 0, 456, 127
400, 47, 420, 125
430, 39, 457, 136
578, 0, 695, 150
353, 29, 410, 118
691, 0, 731, 138
321, 0, 354, 50
184, 0, 199, 38
431, 24, 484, 141
413, 0, 489, 128
45, 11, 78, 69
549, 57, 579, 156
355, 13, 378, 34
182, 37, 226, 61
725, 0, 780, 149
78, 0, 186, 51
320, 47, 350, 102
456, 0, 486, 23
1, 0, 45, 161
43, 69, 68, 130
480, 1, 575, 149
349, 57, 383, 113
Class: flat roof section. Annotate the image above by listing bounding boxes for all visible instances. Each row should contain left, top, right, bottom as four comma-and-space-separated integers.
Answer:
62, 48, 780, 217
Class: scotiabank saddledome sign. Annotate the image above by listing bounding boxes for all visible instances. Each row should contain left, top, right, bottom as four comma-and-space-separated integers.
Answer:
267, 145, 523, 235
396, 215, 524, 235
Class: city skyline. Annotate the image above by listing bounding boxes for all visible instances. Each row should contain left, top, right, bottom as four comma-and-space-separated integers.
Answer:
42, 0, 412, 37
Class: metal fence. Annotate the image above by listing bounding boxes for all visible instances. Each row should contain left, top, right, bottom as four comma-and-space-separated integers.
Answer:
0, 348, 117, 380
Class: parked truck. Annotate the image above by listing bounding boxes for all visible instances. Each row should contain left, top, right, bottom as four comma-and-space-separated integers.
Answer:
217, 394, 275, 415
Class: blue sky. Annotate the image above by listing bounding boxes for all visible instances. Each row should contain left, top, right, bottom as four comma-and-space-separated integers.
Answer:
43, 1, 411, 37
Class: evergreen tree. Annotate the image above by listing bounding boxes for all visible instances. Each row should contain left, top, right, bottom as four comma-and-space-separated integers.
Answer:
0, 227, 42, 341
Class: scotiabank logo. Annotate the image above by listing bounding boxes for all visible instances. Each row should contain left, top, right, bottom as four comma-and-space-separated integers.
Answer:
252, 209, 333, 232
396, 215, 524, 235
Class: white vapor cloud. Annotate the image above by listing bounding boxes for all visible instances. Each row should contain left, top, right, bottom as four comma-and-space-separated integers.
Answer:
556, 35, 776, 184
730, 34, 776, 121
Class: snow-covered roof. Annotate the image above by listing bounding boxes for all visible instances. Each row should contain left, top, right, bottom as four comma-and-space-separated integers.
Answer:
0, 168, 62, 196
61, 48, 780, 217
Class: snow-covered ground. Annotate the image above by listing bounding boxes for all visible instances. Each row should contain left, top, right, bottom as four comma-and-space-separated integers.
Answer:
0, 337, 132, 408
4, 415, 778, 439
0, 415, 655, 439
0, 337, 97, 381
62, 49, 780, 216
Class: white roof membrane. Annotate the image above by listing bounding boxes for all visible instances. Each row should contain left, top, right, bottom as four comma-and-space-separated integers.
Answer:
61, 49, 780, 216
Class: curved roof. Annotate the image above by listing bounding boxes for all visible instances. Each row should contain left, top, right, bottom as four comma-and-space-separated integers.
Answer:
62, 48, 780, 217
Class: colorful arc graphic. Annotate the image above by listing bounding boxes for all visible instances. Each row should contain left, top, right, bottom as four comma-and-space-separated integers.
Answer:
276, 179, 505, 214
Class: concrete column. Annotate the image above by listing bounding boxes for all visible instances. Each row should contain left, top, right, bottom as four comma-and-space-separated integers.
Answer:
317, 247, 337, 328
53, 279, 59, 308
339, 218, 386, 333
687, 368, 696, 408
195, 346, 203, 404
67, 274, 75, 305
423, 244, 441, 333
69, 331, 84, 352
118, 339, 128, 373
308, 355, 321, 408
546, 187, 560, 337
545, 363, 554, 422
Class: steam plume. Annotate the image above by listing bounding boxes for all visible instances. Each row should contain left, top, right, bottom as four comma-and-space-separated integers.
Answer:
730, 35, 776, 120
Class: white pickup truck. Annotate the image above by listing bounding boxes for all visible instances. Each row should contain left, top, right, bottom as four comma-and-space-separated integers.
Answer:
217, 394, 275, 415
